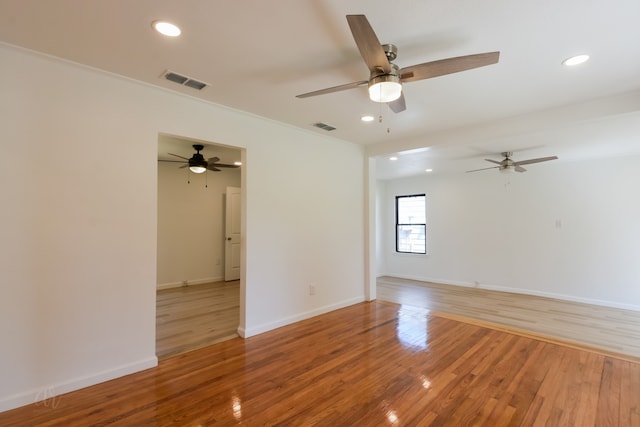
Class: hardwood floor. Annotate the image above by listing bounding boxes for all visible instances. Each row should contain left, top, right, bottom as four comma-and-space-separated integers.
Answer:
2, 300, 639, 426
156, 280, 240, 359
377, 276, 640, 361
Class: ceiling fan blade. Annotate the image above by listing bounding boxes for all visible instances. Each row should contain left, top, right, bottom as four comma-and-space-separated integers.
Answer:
484, 159, 503, 165
513, 156, 558, 166
514, 166, 527, 173
465, 166, 499, 173
210, 163, 240, 168
346, 15, 391, 74
158, 159, 187, 163
388, 92, 406, 113
179, 164, 188, 169
207, 166, 221, 172
207, 156, 220, 163
168, 152, 190, 160
296, 80, 368, 98
399, 51, 500, 83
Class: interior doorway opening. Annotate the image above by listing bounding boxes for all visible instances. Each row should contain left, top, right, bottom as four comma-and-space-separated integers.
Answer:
156, 133, 244, 358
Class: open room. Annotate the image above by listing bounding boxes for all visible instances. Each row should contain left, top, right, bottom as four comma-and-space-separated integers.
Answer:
1, 1, 639, 425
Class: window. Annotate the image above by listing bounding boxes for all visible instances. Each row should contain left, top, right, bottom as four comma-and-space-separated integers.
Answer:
396, 194, 426, 254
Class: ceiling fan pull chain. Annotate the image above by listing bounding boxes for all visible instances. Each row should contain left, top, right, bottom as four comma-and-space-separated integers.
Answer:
187, 168, 191, 184
205, 170, 208, 188
382, 103, 391, 134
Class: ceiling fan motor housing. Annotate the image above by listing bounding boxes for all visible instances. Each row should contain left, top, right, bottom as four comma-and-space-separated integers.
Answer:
382, 43, 398, 61
189, 153, 206, 168
368, 67, 401, 86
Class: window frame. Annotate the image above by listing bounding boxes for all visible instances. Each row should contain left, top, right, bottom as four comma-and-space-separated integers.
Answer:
395, 193, 427, 255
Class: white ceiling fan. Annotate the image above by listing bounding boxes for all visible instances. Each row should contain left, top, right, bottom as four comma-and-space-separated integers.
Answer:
466, 152, 558, 173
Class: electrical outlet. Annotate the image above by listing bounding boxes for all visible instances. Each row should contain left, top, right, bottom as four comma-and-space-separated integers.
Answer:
309, 284, 316, 296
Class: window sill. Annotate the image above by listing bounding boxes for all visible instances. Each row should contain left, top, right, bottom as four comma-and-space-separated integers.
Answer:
394, 251, 428, 257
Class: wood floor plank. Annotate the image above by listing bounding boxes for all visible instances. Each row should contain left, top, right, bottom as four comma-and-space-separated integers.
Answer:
620, 361, 640, 425
598, 358, 622, 427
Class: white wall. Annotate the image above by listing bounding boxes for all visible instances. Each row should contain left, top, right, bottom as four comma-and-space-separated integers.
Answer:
0, 44, 365, 411
243, 125, 365, 336
379, 155, 640, 310
157, 160, 240, 287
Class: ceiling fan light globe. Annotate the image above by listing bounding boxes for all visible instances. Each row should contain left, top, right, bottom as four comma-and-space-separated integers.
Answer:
500, 166, 514, 174
368, 75, 402, 103
189, 166, 207, 174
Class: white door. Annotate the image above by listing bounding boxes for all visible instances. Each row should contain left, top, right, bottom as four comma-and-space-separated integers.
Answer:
224, 186, 241, 281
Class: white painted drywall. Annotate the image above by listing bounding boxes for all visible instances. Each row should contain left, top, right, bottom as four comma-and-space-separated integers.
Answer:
379, 156, 640, 310
156, 159, 240, 288
242, 125, 366, 336
0, 44, 365, 411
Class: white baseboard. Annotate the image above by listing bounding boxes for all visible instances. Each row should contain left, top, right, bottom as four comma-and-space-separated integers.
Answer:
157, 276, 224, 290
481, 283, 640, 312
242, 296, 365, 338
236, 326, 246, 338
380, 273, 640, 312
0, 357, 158, 413
380, 273, 473, 289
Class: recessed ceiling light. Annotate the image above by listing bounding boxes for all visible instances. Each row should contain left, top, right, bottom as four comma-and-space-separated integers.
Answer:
389, 156, 398, 161
562, 54, 589, 66
361, 115, 375, 122
152, 21, 181, 37
425, 169, 433, 172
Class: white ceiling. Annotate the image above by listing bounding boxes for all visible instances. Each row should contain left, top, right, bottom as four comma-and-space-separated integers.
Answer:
1, 0, 639, 179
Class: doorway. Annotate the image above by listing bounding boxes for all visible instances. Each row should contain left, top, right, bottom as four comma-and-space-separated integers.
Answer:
156, 134, 243, 358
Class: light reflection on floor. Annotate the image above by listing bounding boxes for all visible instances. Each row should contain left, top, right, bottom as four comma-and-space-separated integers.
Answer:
381, 320, 433, 426
232, 394, 242, 421
396, 305, 430, 351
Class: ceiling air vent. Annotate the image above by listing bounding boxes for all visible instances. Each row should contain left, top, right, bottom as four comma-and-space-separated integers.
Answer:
162, 70, 209, 91
313, 122, 336, 131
